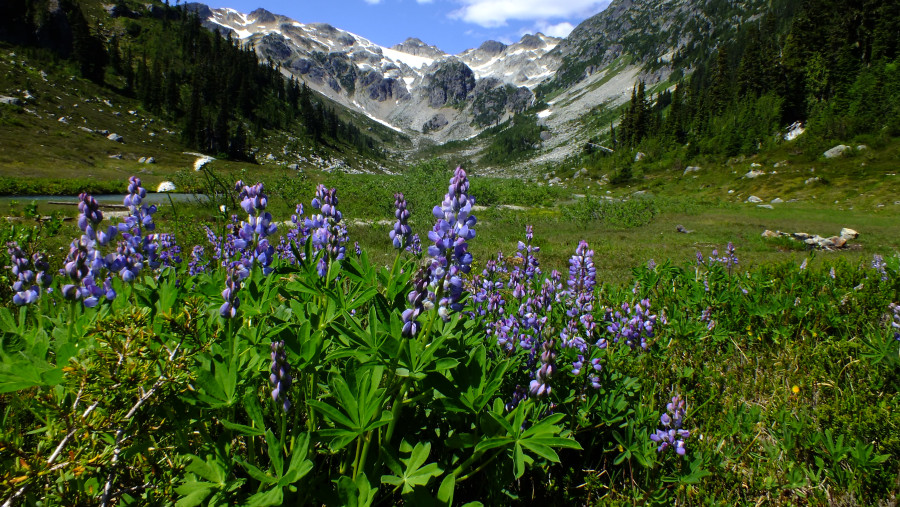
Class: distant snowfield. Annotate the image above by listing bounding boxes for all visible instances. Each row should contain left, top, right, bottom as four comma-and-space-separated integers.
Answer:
380, 47, 435, 70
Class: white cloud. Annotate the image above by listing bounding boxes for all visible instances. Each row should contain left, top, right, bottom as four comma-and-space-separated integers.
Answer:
416, 0, 434, 3
451, 0, 609, 27
532, 21, 575, 38
363, 0, 382, 4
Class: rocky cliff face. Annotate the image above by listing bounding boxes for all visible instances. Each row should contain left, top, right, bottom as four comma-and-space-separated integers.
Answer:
545, 0, 769, 92
183, 4, 560, 142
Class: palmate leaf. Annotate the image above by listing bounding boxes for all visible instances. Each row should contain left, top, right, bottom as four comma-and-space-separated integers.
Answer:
337, 472, 376, 507
475, 401, 582, 478
308, 367, 391, 452
381, 442, 444, 494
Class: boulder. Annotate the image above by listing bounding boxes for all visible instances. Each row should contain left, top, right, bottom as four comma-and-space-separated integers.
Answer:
0, 96, 23, 106
746, 195, 763, 203
824, 144, 851, 158
771, 198, 784, 204
79, 127, 94, 134
830, 236, 847, 248
288, 163, 300, 171
156, 181, 176, 192
856, 145, 868, 151
817, 237, 835, 248
750, 162, 762, 167
145, 157, 155, 164
761, 230, 778, 238
107, 133, 123, 143
793, 232, 810, 240
840, 228, 858, 240
683, 166, 701, 176
744, 170, 765, 179
805, 177, 820, 185
634, 152, 646, 162
138, 157, 147, 163
757, 204, 774, 209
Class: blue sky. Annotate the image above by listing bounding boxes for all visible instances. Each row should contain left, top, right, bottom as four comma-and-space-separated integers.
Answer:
203, 0, 611, 54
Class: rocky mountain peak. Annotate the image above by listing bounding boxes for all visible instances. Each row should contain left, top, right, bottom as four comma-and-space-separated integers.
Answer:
248, 8, 277, 24
477, 40, 507, 55
391, 37, 446, 58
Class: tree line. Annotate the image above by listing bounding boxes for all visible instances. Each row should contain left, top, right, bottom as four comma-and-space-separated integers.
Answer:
0, 0, 382, 160
614, 0, 900, 158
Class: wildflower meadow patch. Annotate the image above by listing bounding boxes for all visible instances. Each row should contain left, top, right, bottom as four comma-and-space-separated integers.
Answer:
1, 167, 899, 505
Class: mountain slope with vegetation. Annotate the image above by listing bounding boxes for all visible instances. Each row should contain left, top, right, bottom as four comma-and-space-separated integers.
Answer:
0, 0, 404, 189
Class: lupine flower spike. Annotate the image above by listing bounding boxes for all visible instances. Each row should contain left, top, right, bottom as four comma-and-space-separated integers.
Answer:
270, 340, 291, 412
650, 395, 690, 455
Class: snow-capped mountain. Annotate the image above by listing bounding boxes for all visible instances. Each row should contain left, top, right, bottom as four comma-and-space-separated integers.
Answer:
184, 4, 561, 141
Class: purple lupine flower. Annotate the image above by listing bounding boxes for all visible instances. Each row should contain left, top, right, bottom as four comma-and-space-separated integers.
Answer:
220, 268, 241, 318
402, 264, 433, 337
830, 266, 836, 279
390, 193, 412, 250
188, 245, 208, 276
650, 395, 691, 455
233, 182, 277, 277
560, 241, 596, 353
78, 193, 117, 247
355, 242, 362, 257
270, 340, 291, 412
872, 254, 888, 282
8, 243, 40, 305
647, 259, 657, 270
426, 167, 477, 316
277, 204, 310, 265
148, 233, 182, 269
529, 338, 557, 398
605, 299, 657, 350
889, 303, 900, 341
305, 185, 346, 277
799, 258, 808, 271
62, 193, 119, 305
406, 233, 422, 256
505, 385, 527, 412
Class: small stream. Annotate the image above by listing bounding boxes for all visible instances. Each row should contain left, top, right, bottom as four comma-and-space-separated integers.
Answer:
0, 193, 205, 206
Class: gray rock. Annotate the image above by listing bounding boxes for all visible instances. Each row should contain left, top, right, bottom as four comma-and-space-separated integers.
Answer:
793, 232, 810, 240
771, 198, 784, 204
634, 152, 646, 162
109, 154, 123, 159
856, 145, 868, 151
138, 157, 147, 163
79, 127, 94, 134
824, 144, 851, 158
145, 157, 155, 164
750, 162, 762, 167
840, 228, 858, 240
761, 230, 778, 238
805, 177, 820, 185
676, 224, 693, 234
288, 163, 300, 171
746, 195, 763, 203
96, 129, 110, 136
107, 133, 123, 143
757, 204, 774, 209
539, 131, 552, 141
744, 170, 765, 179
0, 96, 23, 106
683, 166, 701, 176
22, 90, 34, 100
